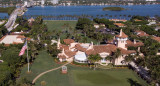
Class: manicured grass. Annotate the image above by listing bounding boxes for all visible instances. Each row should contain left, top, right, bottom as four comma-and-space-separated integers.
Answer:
71, 70, 148, 86
44, 20, 77, 32
17, 51, 61, 83
18, 51, 148, 86
44, 20, 98, 44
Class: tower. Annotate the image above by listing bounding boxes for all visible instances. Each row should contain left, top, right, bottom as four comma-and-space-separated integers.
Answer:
115, 29, 128, 50
57, 38, 61, 49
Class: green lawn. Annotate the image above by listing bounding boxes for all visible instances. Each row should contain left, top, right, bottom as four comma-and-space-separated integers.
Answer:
44, 20, 77, 32
17, 51, 61, 83
44, 20, 98, 44
18, 51, 148, 86
71, 70, 147, 86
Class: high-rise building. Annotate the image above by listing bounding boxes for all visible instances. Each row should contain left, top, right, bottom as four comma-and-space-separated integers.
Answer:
41, 0, 45, 6
51, 0, 59, 4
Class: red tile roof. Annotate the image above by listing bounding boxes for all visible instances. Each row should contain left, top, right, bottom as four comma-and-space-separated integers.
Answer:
58, 55, 67, 59
126, 40, 144, 47
110, 19, 127, 22
135, 30, 149, 37
59, 44, 69, 50
114, 23, 125, 27
63, 39, 75, 45
116, 29, 128, 38
85, 44, 117, 55
65, 50, 76, 57
152, 36, 160, 42
17, 35, 25, 38
75, 44, 87, 52
118, 48, 136, 54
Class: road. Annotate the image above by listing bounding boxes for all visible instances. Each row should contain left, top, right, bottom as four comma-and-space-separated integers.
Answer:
5, 6, 26, 32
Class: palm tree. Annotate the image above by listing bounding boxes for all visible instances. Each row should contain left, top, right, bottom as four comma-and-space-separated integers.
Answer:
112, 49, 121, 65
105, 56, 113, 63
88, 54, 102, 70
124, 54, 135, 64
96, 32, 103, 44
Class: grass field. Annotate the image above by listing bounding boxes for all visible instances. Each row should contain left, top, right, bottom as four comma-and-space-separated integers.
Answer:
71, 70, 147, 86
18, 51, 149, 86
44, 20, 77, 32
44, 20, 98, 44
17, 51, 61, 83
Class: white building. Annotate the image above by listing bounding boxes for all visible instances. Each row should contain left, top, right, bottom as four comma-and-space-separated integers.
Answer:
51, 0, 59, 4
57, 29, 143, 65
145, 0, 156, 1
0, 35, 25, 45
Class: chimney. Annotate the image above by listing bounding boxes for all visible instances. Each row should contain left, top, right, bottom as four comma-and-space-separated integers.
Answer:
113, 36, 115, 40
134, 39, 136, 44
62, 48, 65, 54
120, 29, 122, 36
138, 47, 140, 52
87, 41, 94, 50
57, 38, 61, 49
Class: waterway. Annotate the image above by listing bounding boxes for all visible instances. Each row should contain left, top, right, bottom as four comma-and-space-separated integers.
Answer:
0, 5, 160, 20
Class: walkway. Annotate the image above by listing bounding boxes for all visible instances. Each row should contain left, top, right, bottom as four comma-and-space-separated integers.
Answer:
32, 62, 71, 84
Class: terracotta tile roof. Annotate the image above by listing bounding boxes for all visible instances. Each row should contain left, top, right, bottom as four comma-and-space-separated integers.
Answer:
126, 40, 144, 47
116, 29, 128, 38
27, 38, 31, 41
65, 50, 76, 57
135, 30, 149, 37
118, 48, 136, 54
0, 35, 7, 42
13, 42, 23, 44
63, 39, 75, 45
58, 55, 67, 59
152, 36, 160, 42
17, 35, 25, 38
60, 44, 69, 50
110, 19, 127, 22
75, 44, 87, 52
114, 23, 125, 27
85, 44, 117, 55
135, 19, 142, 22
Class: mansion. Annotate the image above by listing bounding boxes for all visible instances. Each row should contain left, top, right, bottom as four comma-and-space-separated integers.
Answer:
57, 29, 143, 65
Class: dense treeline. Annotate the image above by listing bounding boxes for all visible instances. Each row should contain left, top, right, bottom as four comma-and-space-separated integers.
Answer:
0, 17, 53, 85
76, 18, 114, 44
0, 7, 16, 15
103, 7, 125, 11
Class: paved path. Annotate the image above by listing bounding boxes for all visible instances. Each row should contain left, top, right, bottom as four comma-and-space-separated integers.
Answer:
32, 62, 71, 84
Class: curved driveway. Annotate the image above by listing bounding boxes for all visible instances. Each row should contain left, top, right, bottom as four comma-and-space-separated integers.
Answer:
32, 62, 71, 84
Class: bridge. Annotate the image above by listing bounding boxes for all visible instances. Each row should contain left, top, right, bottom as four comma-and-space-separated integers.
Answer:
5, 2, 33, 32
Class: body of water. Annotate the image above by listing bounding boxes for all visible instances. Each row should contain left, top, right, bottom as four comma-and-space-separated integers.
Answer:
0, 5, 160, 20
0, 13, 8, 19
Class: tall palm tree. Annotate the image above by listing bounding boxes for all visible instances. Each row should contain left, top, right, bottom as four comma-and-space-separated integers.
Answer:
105, 56, 113, 63
112, 49, 121, 65
88, 54, 102, 70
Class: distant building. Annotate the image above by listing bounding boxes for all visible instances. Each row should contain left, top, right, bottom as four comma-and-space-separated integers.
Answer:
135, 30, 149, 37
145, 0, 156, 1
51, 0, 59, 4
109, 19, 127, 22
94, 23, 105, 29
114, 23, 126, 27
0, 35, 25, 45
0, 35, 31, 46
